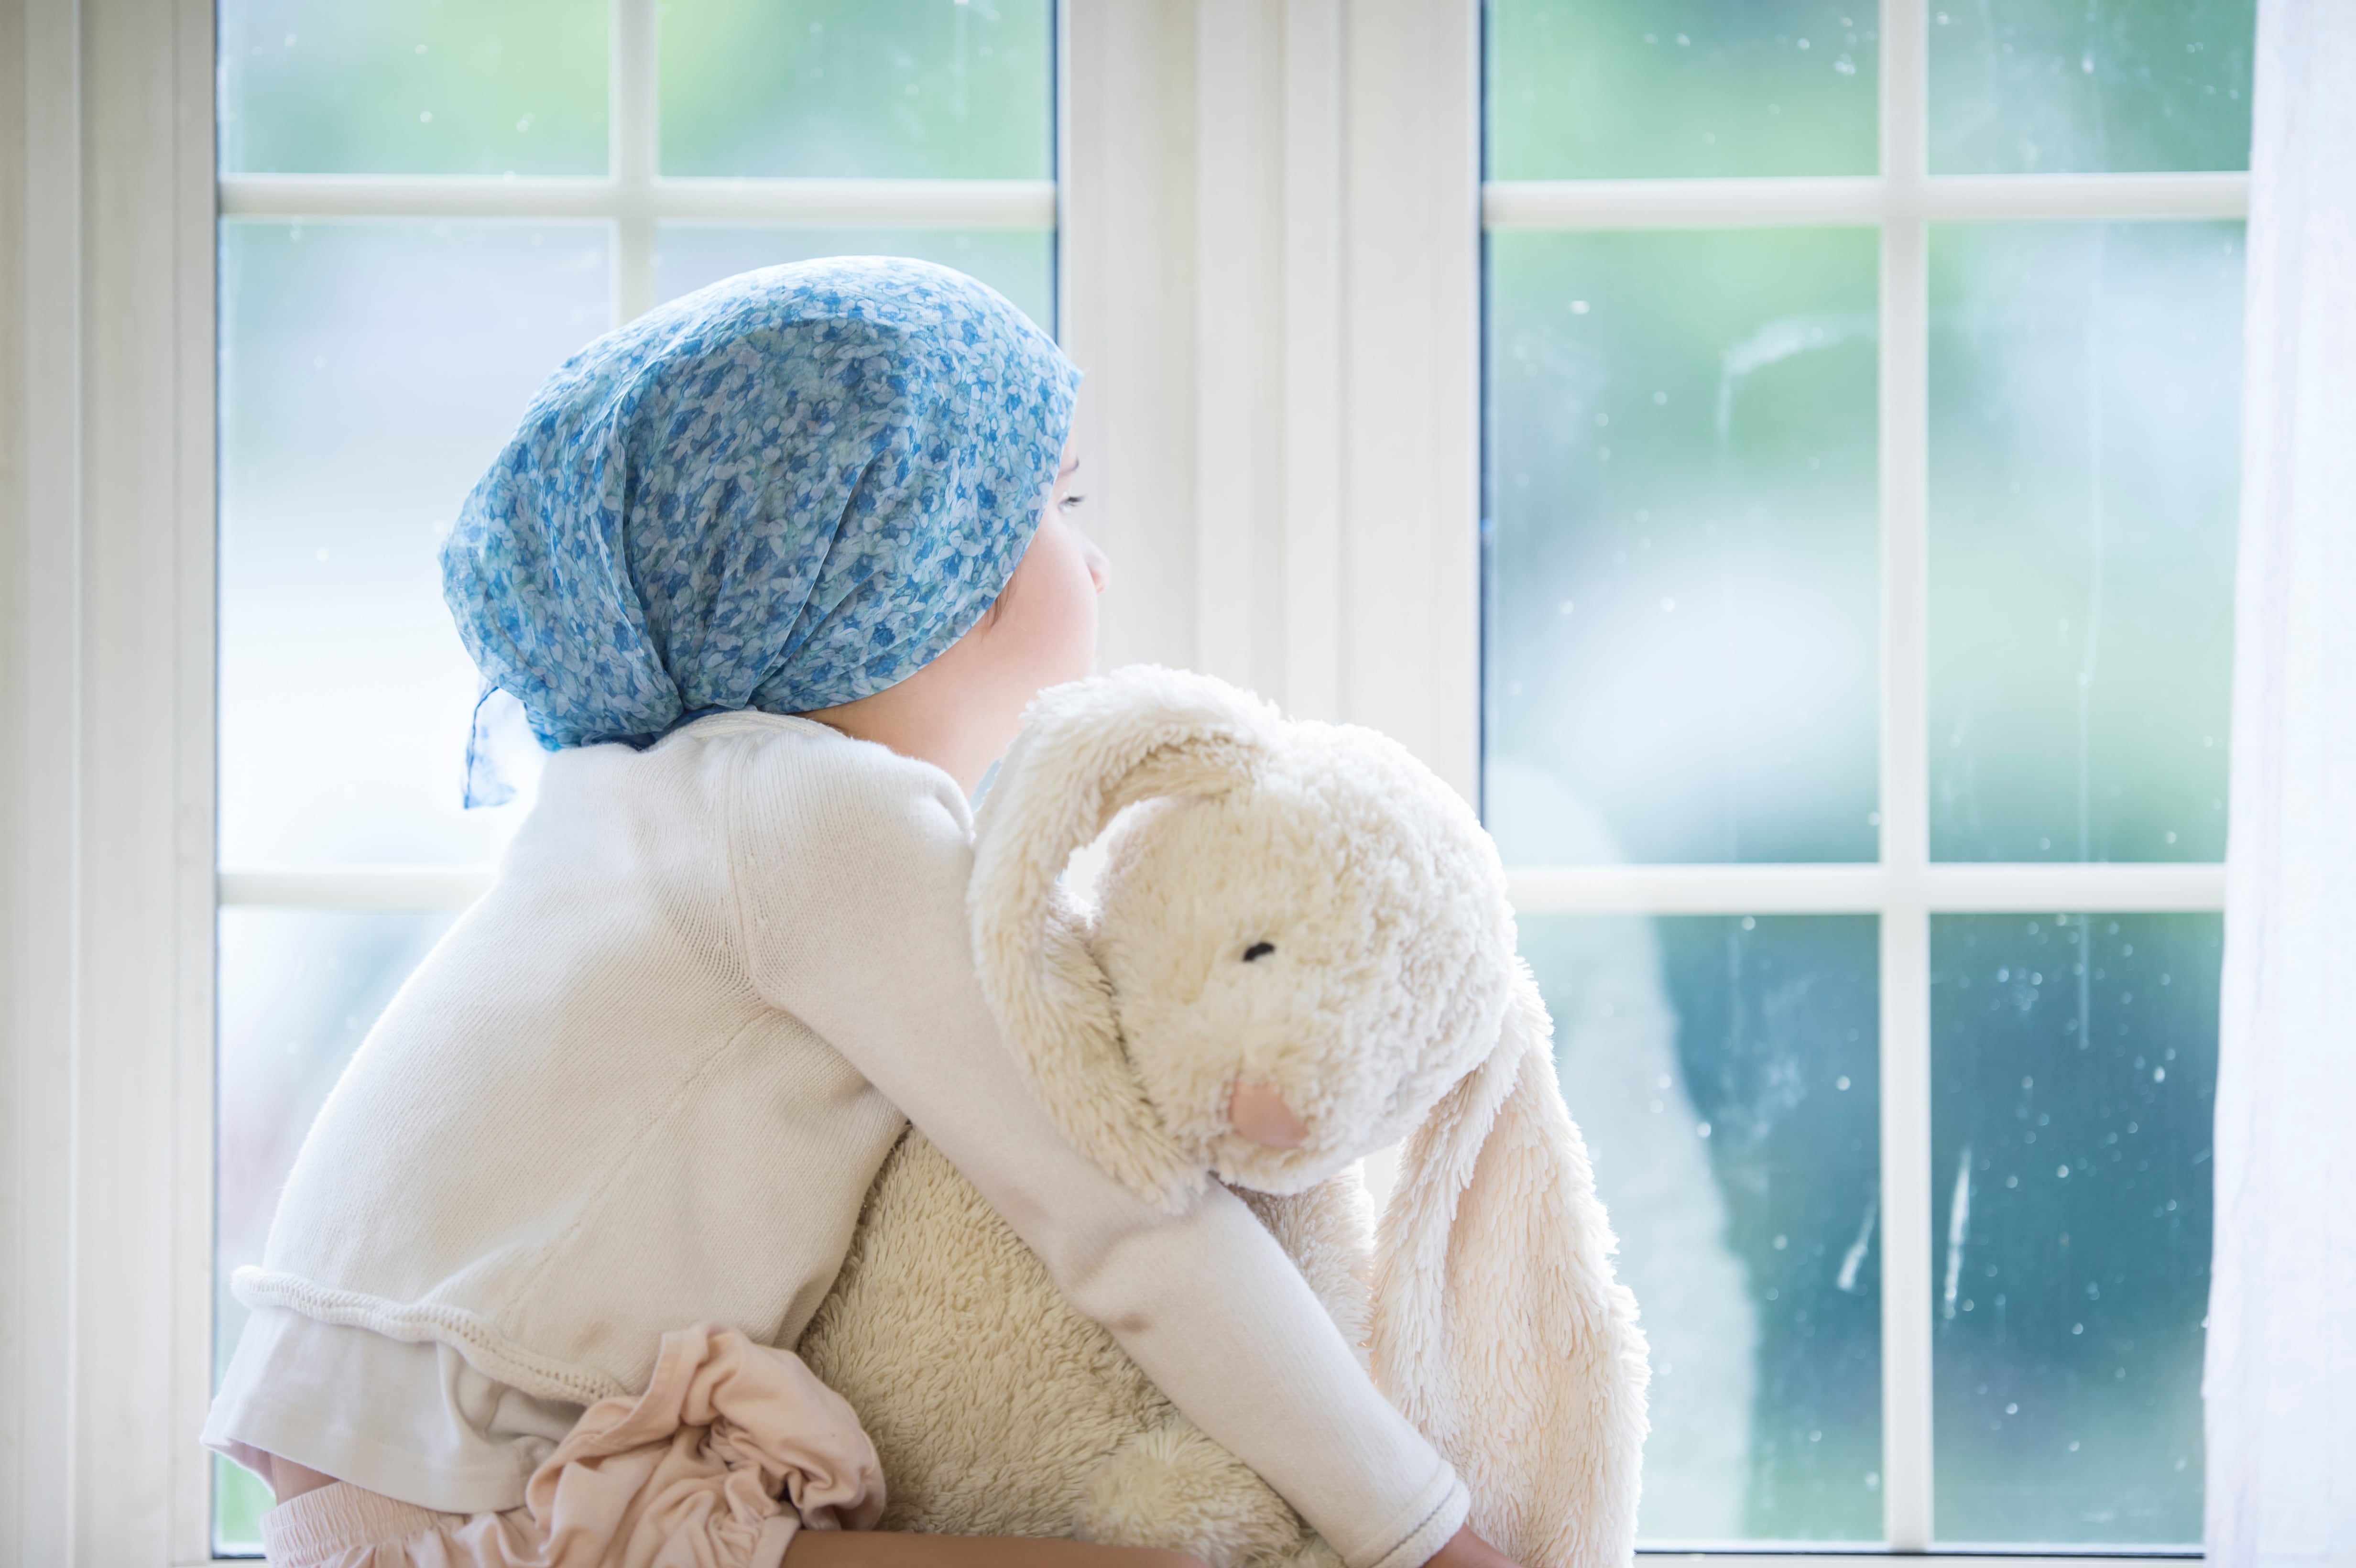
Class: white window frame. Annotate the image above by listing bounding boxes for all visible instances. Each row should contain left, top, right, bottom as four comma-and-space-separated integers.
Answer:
0, 0, 2226, 1561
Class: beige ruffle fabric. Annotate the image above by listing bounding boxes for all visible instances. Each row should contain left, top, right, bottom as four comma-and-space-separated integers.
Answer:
261, 1325, 884, 1568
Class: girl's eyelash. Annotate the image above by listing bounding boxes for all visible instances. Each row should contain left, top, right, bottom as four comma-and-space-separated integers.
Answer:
1058, 493, 1088, 511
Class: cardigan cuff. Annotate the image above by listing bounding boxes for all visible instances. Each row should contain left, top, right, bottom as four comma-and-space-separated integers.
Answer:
1344, 1462, 1472, 1568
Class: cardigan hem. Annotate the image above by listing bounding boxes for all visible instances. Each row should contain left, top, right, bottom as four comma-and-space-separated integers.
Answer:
231, 1268, 633, 1408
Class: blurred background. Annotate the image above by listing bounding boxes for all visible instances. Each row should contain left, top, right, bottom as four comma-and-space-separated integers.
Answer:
214, 0, 2247, 1553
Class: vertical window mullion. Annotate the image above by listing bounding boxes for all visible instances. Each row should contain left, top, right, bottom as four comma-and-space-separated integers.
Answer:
612, 0, 657, 322
1878, 0, 1935, 1550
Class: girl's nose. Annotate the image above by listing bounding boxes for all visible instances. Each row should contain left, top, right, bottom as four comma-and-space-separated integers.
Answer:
1229, 1081, 1308, 1148
1083, 537, 1112, 595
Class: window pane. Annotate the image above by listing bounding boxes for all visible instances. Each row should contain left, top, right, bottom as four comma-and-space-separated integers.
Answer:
660, 0, 1052, 179
656, 225, 1055, 332
220, 219, 610, 866
1929, 0, 2256, 175
1930, 913, 2218, 1546
1488, 0, 1878, 180
214, 907, 459, 1554
1928, 221, 2242, 864
1486, 229, 1879, 866
219, 0, 608, 176
1523, 914, 1881, 1542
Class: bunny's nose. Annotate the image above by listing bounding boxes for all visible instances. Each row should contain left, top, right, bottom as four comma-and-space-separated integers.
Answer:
1229, 1081, 1309, 1148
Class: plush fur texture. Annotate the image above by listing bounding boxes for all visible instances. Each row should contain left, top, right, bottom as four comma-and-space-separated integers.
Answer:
797, 667, 1648, 1568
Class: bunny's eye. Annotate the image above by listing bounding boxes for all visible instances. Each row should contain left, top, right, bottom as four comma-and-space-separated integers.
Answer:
1242, 941, 1276, 962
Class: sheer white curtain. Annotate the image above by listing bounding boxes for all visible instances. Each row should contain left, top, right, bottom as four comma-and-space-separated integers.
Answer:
2204, 0, 2356, 1561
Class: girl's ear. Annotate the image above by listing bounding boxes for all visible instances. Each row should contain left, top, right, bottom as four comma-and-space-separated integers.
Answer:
969, 665, 1278, 1211
1370, 962, 1651, 1568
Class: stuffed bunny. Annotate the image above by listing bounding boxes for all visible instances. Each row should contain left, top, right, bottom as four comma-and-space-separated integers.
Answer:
796, 666, 1647, 1568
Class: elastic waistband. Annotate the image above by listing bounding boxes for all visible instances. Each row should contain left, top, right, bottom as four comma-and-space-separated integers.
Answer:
261, 1482, 457, 1567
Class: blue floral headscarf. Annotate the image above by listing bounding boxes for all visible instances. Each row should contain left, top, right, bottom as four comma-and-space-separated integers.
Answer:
442, 256, 1080, 770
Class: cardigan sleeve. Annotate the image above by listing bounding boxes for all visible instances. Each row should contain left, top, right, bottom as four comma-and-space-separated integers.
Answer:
731, 733, 1469, 1568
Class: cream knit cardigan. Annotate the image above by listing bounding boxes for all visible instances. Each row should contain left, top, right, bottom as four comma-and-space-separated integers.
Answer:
234, 713, 1468, 1568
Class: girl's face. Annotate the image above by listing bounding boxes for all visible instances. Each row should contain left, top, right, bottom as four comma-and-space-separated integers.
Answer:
985, 440, 1110, 696
802, 437, 1110, 793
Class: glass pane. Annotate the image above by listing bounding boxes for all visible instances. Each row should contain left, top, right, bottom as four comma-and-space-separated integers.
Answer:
1929, 0, 2257, 175
661, 0, 1052, 179
1928, 222, 2242, 864
1489, 0, 1878, 179
1486, 229, 1879, 866
1522, 914, 1881, 1542
214, 907, 458, 1554
656, 226, 1055, 332
220, 219, 610, 866
219, 0, 608, 176
1930, 913, 2219, 1546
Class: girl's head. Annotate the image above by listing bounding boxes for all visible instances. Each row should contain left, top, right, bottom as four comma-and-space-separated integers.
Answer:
442, 257, 1098, 789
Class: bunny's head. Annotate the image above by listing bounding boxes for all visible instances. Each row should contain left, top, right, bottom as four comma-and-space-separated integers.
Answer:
971, 666, 1648, 1568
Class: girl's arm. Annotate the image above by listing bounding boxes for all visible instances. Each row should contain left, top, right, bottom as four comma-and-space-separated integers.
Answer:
741, 753, 1472, 1568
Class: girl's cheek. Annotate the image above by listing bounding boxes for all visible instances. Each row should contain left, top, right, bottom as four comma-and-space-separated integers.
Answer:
1049, 527, 1101, 675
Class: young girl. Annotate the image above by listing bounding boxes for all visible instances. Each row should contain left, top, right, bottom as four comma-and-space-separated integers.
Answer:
204, 259, 1523, 1568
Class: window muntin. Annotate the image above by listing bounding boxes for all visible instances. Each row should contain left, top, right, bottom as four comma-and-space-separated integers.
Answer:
1485, 0, 2250, 1549
211, 2, 1056, 1551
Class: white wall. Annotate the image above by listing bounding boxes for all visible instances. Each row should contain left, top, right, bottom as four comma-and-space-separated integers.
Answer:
1064, 0, 1480, 794
2, 0, 220, 1560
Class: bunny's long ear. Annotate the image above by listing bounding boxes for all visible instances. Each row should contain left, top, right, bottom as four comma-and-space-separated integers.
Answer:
970, 665, 1279, 1211
1371, 961, 1650, 1568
